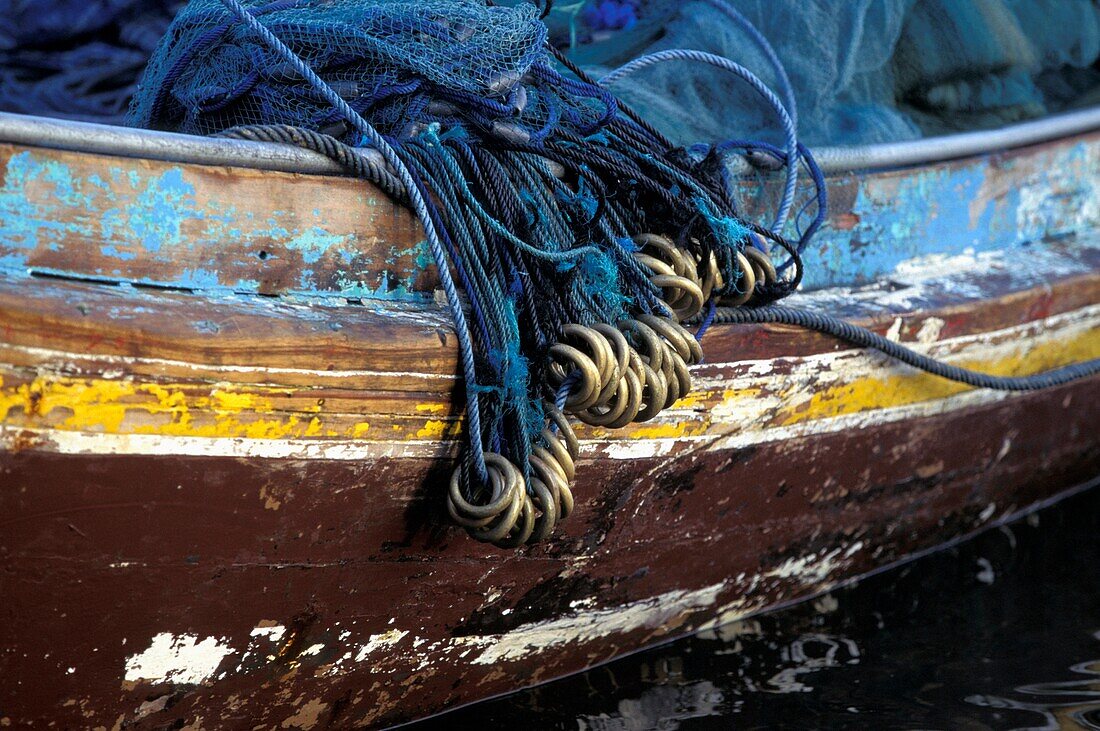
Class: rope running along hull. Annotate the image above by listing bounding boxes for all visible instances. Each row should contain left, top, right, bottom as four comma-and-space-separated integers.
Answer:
0, 115, 1098, 728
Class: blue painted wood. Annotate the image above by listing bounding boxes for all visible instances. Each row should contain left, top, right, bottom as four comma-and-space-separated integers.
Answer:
0, 131, 1097, 303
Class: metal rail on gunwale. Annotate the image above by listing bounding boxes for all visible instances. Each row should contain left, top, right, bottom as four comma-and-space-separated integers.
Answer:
1, 106, 1099, 177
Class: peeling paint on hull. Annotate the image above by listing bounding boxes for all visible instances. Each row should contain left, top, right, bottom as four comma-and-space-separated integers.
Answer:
1, 128, 1099, 728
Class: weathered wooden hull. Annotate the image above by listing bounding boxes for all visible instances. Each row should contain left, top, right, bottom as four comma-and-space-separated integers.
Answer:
1, 115, 1098, 728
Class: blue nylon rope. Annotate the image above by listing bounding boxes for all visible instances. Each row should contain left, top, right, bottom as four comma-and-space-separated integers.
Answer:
699, 0, 798, 131
215, 0, 490, 484
599, 48, 799, 235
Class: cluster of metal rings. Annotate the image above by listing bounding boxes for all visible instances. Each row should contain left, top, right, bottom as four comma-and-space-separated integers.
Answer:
448, 232, 778, 548
447, 402, 579, 547
631, 232, 778, 308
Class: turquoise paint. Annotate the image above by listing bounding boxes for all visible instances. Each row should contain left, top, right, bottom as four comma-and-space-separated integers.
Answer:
0, 252, 28, 270
176, 267, 222, 290
284, 226, 348, 265
100, 244, 137, 261
797, 144, 1099, 290
2, 138, 1096, 301
0, 152, 96, 251
128, 167, 196, 254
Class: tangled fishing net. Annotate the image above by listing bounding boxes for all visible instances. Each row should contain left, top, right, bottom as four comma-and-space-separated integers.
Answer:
128, 0, 810, 547
4, 0, 1099, 138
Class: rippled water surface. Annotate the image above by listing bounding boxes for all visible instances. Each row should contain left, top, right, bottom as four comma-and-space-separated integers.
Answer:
413, 484, 1100, 730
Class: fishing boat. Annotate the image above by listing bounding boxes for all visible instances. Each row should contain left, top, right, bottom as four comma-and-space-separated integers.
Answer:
1, 103, 1098, 727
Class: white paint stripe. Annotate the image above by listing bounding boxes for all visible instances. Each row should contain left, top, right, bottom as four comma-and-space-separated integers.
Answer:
695, 303, 1099, 374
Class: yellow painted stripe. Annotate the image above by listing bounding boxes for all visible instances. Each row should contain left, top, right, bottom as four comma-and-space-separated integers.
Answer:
775, 323, 1099, 426
0, 316, 1096, 443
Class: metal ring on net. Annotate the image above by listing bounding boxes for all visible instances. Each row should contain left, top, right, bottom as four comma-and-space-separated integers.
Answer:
470, 232, 713, 547
618, 319, 670, 423
523, 472, 559, 544
718, 250, 757, 307
562, 324, 618, 399
700, 249, 723, 303
491, 493, 536, 548
591, 323, 631, 405
743, 246, 777, 290
632, 234, 707, 321
577, 365, 643, 428
547, 342, 603, 411
447, 453, 525, 539
636, 313, 703, 365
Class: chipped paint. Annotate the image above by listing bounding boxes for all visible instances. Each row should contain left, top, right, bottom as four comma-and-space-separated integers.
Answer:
353, 630, 409, 662
2, 301, 1096, 459
469, 583, 726, 665
916, 317, 946, 344
2, 130, 1098, 300
123, 633, 234, 685
0, 146, 427, 300
2, 128, 1099, 729
765, 548, 849, 584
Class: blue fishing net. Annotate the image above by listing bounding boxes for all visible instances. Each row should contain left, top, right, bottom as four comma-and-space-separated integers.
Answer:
130, 0, 554, 138
4, 0, 1098, 143
551, 0, 1100, 145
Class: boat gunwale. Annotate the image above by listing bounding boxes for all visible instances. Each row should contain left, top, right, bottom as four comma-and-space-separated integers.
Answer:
1, 106, 1099, 177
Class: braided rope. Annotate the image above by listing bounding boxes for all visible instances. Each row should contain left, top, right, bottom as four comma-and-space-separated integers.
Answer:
710, 306, 1100, 391
216, 0, 491, 484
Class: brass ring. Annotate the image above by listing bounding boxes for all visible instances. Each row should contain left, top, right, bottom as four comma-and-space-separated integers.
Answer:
533, 444, 572, 485
468, 479, 525, 543
447, 453, 521, 524
634, 234, 696, 279
547, 343, 602, 411
543, 402, 580, 461
719, 251, 757, 307
592, 323, 631, 405
538, 432, 575, 481
618, 319, 665, 374
649, 274, 705, 321
557, 481, 575, 520
492, 494, 535, 548
743, 246, 776, 287
562, 324, 616, 394
577, 365, 643, 428
635, 360, 668, 422
667, 348, 692, 407
524, 476, 558, 544
637, 313, 703, 366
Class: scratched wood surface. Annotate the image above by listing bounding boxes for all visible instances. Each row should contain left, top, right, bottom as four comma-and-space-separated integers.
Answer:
1, 127, 1099, 729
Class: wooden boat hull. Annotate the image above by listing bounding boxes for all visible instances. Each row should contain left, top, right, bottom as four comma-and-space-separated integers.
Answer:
1, 117, 1098, 728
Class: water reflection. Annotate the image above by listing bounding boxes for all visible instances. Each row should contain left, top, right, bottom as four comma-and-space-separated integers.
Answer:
968, 645, 1100, 731
413, 485, 1100, 730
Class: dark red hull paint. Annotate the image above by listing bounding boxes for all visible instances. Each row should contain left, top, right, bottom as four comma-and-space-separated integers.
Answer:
2, 378, 1097, 729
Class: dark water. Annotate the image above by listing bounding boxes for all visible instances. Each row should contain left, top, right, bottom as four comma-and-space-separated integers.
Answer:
413, 483, 1100, 730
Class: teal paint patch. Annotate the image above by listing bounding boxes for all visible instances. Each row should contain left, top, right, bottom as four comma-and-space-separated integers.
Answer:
2, 137, 1095, 301
176, 268, 222, 290
0, 152, 96, 252
128, 167, 197, 254
284, 226, 348, 265
0, 252, 28, 270
100, 244, 137, 261
797, 142, 1100, 290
